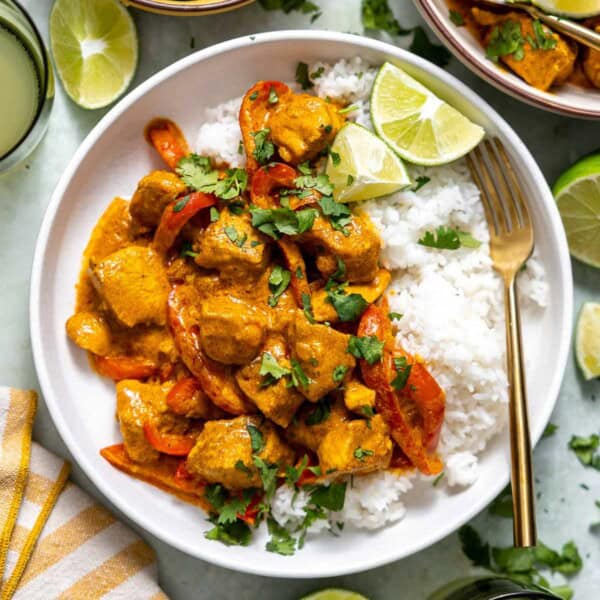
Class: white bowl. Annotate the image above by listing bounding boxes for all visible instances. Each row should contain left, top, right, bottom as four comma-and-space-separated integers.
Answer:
414, 0, 600, 119
30, 31, 573, 578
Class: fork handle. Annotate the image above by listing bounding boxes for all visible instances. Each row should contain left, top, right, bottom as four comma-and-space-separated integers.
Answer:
504, 276, 537, 548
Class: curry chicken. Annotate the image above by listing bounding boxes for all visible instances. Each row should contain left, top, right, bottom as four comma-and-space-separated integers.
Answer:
448, 0, 600, 92
66, 79, 446, 543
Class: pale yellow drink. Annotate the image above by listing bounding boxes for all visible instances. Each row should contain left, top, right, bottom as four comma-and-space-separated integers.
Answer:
0, 24, 40, 157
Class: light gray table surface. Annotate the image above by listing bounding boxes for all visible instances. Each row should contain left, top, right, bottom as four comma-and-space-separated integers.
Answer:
1, 1, 599, 598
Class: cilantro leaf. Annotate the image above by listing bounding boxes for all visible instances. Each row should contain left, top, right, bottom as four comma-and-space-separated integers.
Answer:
391, 356, 412, 390
253, 455, 279, 502
305, 398, 331, 426
235, 460, 253, 478
361, 405, 375, 418
449, 9, 465, 26
173, 195, 191, 213
217, 491, 253, 525
309, 482, 347, 511
285, 455, 309, 487
332, 364, 349, 383
204, 483, 227, 511
301, 292, 316, 324
361, 0, 411, 35
259, 0, 320, 18
353, 447, 374, 461
205, 519, 252, 546
247, 424, 265, 453
179, 240, 198, 258
259, 351, 291, 387
177, 154, 219, 192
251, 129, 275, 164
532, 20, 557, 51
295, 61, 314, 90
542, 423, 558, 438
209, 206, 220, 222
215, 168, 248, 200
266, 517, 296, 555
389, 312, 403, 321
331, 256, 346, 281
268, 265, 291, 307
411, 175, 430, 192
250, 206, 317, 239
486, 20, 526, 63
569, 434, 600, 469
326, 287, 368, 322
318, 195, 353, 234
295, 173, 334, 196
347, 335, 384, 365
458, 525, 491, 568
291, 359, 313, 389
418, 226, 480, 250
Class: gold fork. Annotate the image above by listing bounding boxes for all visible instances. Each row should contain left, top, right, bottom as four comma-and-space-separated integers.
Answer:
466, 138, 536, 548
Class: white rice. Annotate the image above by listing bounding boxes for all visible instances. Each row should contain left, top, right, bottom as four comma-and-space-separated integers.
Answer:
194, 58, 548, 538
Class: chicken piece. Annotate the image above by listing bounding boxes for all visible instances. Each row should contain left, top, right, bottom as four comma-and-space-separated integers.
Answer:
92, 246, 170, 328
186, 415, 294, 490
311, 268, 391, 323
290, 314, 356, 402
116, 380, 186, 463
583, 22, 600, 88
318, 415, 393, 476
166, 378, 226, 420
473, 9, 576, 91
194, 211, 270, 279
344, 379, 377, 416
235, 336, 304, 427
286, 398, 351, 452
129, 170, 187, 229
198, 294, 267, 365
123, 326, 178, 364
66, 311, 112, 356
268, 94, 343, 164
299, 213, 381, 283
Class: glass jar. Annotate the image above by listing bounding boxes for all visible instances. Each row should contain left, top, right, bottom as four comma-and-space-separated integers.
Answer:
428, 576, 563, 600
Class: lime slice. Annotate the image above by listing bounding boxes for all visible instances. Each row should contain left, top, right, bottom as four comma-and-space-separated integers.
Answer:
50, 0, 138, 109
553, 152, 600, 268
326, 122, 410, 203
301, 589, 369, 600
533, 0, 600, 18
575, 302, 600, 380
370, 62, 484, 166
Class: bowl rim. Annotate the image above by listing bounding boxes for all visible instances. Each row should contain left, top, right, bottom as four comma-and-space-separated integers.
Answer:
30, 29, 573, 577
413, 0, 600, 120
124, 0, 254, 15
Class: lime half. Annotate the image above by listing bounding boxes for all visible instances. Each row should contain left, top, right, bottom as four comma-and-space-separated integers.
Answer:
326, 122, 411, 203
533, 0, 600, 18
576, 302, 600, 380
301, 589, 369, 600
553, 152, 600, 268
50, 0, 138, 109
370, 62, 484, 166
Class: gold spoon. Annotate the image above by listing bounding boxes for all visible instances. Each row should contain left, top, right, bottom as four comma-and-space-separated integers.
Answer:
479, 0, 600, 51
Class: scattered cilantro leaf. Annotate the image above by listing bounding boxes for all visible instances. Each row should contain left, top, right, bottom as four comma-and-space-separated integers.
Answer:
247, 424, 264, 453
259, 351, 291, 387
305, 398, 331, 426
318, 195, 353, 234
177, 154, 219, 192
258, 0, 320, 17
532, 20, 557, 51
542, 423, 558, 438
338, 104, 359, 115
205, 519, 252, 546
179, 240, 198, 258
235, 460, 253, 478
449, 9, 465, 26
291, 359, 313, 390
332, 364, 349, 383
285, 455, 309, 487
295, 61, 314, 90
205, 483, 227, 512
418, 226, 480, 250
361, 405, 375, 418
391, 356, 412, 391
568, 434, 600, 469
251, 129, 275, 164
326, 286, 368, 322
268, 86, 279, 104
253, 455, 279, 502
432, 472, 445, 487
250, 206, 317, 239
389, 312, 403, 321
311, 66, 324, 79
268, 265, 292, 307
411, 175, 430, 192
353, 447, 374, 461
218, 492, 253, 525
266, 517, 296, 555
331, 257, 346, 281
347, 335, 384, 365
309, 482, 347, 511
361, 0, 411, 35
458, 525, 492, 569
224, 225, 239, 244
330, 150, 341, 167
301, 292, 316, 324
215, 168, 248, 200
209, 206, 220, 222
486, 20, 526, 63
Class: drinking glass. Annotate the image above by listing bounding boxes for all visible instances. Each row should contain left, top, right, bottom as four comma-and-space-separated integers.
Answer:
428, 576, 563, 600
0, 0, 54, 173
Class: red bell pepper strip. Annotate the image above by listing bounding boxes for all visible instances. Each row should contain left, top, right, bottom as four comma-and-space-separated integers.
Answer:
357, 303, 444, 476
237, 491, 262, 526
153, 191, 216, 254
167, 377, 202, 416
144, 118, 191, 170
239, 81, 290, 172
94, 355, 158, 381
143, 422, 197, 456
250, 163, 297, 208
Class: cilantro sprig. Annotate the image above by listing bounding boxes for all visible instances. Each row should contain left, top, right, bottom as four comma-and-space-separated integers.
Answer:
250, 206, 317, 239
569, 434, 600, 470
418, 226, 481, 250
268, 265, 291, 307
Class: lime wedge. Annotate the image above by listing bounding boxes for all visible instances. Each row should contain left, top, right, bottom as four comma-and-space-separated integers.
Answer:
575, 302, 600, 380
301, 590, 369, 600
533, 0, 600, 18
553, 152, 600, 268
326, 122, 410, 203
370, 62, 484, 166
50, 0, 138, 109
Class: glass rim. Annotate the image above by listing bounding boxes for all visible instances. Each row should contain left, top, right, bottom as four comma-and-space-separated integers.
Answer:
0, 0, 51, 162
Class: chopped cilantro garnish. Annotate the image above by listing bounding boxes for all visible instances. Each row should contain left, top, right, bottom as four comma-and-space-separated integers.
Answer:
568, 434, 600, 469
362, 0, 411, 35
418, 226, 481, 250
179, 240, 198, 258
532, 20, 557, 51
298, 161, 312, 175
217, 490, 254, 525
449, 9, 464, 26
311, 66, 324, 79
215, 168, 248, 200
486, 20, 526, 63
295, 61, 314, 90
268, 86, 279, 104
266, 517, 296, 555
331, 256, 346, 281
391, 356, 412, 390
389, 312, 403, 321
338, 104, 359, 115
259, 0, 320, 18
224, 225, 239, 244
251, 129, 275, 164
295, 173, 334, 196
205, 519, 252, 546
347, 335, 384, 364
250, 206, 317, 239
305, 398, 331, 426
249, 91, 258, 101
411, 175, 430, 192
295, 266, 304, 279
209, 206, 220, 222
173, 195, 190, 213
361, 405, 375, 418
309, 482, 347, 511
318, 195, 353, 234
301, 292, 316, 324
353, 447, 374, 461
253, 455, 279, 502
259, 351, 291, 386
235, 460, 253, 478
347, 174, 355, 186
284, 455, 309, 487
268, 265, 291, 307
291, 359, 313, 389
330, 150, 341, 167
332, 364, 349, 383
177, 154, 219, 192
542, 423, 558, 438
246, 424, 264, 453
327, 286, 368, 322
432, 472, 445, 487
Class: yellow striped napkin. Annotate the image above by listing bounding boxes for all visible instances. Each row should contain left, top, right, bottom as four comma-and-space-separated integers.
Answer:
0, 387, 168, 600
